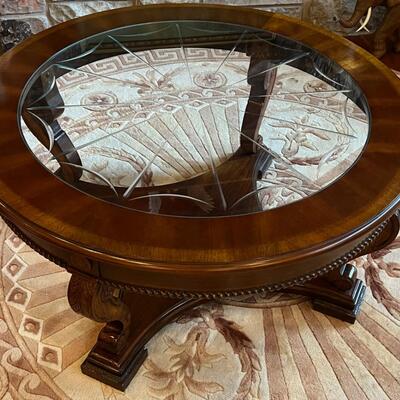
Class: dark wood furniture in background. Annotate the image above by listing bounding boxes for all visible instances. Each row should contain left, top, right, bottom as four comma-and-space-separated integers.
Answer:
0, 4, 400, 391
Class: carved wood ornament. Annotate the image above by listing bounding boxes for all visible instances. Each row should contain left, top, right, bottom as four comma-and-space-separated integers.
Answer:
340, 0, 400, 57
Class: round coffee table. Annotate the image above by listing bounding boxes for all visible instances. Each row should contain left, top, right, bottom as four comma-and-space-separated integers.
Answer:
0, 3, 399, 391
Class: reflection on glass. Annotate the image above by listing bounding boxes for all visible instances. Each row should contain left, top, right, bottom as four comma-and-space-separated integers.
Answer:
19, 21, 370, 217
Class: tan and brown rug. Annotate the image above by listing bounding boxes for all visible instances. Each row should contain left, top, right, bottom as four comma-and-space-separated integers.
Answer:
1, 218, 400, 399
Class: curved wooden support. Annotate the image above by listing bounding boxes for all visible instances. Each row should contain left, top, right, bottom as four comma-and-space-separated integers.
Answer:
240, 42, 278, 153
67, 273, 204, 391
22, 68, 82, 182
68, 273, 131, 353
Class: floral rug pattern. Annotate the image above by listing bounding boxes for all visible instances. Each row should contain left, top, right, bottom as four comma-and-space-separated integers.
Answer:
1, 217, 400, 399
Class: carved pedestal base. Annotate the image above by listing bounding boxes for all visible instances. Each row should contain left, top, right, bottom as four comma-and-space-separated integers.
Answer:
67, 276, 204, 390
67, 213, 399, 390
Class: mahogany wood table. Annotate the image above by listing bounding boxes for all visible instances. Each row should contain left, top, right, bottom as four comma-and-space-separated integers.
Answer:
0, 4, 399, 391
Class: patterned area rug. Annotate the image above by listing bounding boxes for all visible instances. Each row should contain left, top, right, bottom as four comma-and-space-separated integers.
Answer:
0, 218, 400, 399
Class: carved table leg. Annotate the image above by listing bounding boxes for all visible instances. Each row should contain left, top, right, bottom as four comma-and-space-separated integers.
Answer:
286, 212, 400, 323
67, 273, 204, 391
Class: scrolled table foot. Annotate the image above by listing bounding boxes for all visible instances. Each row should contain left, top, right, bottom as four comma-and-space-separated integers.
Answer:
310, 264, 366, 324
286, 212, 400, 323
67, 273, 204, 391
287, 264, 365, 323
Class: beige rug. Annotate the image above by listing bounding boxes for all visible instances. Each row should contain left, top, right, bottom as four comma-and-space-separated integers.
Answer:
1, 218, 400, 399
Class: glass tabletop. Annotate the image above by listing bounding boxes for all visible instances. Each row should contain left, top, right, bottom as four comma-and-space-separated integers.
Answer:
19, 20, 370, 217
